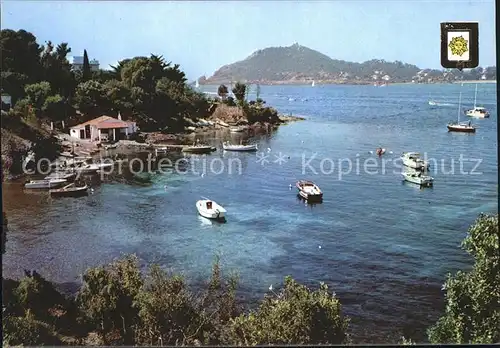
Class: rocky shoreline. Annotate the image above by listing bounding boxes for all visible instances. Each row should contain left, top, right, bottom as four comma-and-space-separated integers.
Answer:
1, 113, 305, 182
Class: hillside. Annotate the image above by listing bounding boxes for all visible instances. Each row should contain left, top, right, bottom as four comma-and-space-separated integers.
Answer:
204, 43, 496, 85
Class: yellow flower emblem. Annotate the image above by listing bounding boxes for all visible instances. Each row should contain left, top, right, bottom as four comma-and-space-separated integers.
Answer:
449, 36, 468, 57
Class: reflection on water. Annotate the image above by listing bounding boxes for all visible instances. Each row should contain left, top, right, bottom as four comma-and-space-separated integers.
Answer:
2, 84, 497, 343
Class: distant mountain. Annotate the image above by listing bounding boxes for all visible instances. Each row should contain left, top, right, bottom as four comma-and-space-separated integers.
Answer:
204, 43, 496, 85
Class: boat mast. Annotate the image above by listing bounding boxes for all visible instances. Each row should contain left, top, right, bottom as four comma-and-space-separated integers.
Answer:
473, 83, 477, 108
457, 91, 462, 123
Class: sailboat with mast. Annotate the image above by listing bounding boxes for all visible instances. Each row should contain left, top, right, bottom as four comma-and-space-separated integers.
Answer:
195, 79, 200, 88
311, 80, 315, 87
465, 84, 489, 118
447, 92, 476, 133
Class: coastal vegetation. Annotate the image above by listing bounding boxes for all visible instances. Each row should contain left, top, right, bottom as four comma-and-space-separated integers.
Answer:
0, 28, 281, 179
2, 213, 498, 345
203, 43, 497, 85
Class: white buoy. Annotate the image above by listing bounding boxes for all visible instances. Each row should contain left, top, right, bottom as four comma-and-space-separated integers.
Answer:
318, 245, 321, 249
267, 148, 271, 152
289, 184, 292, 189
369, 151, 373, 154
389, 151, 393, 154
201, 173, 205, 177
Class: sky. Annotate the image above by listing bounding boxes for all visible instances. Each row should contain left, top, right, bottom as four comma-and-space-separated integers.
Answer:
1, 0, 496, 81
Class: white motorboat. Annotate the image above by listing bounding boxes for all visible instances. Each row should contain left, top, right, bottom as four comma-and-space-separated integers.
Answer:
24, 178, 67, 189
230, 127, 245, 133
428, 100, 437, 106
75, 164, 100, 174
448, 92, 477, 133
196, 199, 226, 221
103, 143, 119, 150
465, 84, 489, 118
401, 152, 430, 170
296, 180, 323, 201
44, 172, 77, 181
222, 142, 258, 152
402, 171, 434, 187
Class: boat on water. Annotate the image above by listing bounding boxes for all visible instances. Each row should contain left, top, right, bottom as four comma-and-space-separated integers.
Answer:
222, 142, 258, 152
401, 152, 430, 170
74, 164, 100, 174
311, 80, 315, 87
230, 126, 245, 133
196, 199, 226, 221
103, 143, 119, 150
182, 145, 214, 154
448, 92, 477, 133
465, 84, 490, 118
428, 100, 437, 106
44, 172, 77, 181
296, 180, 323, 201
376, 148, 386, 156
402, 171, 434, 187
25, 178, 67, 189
50, 183, 89, 197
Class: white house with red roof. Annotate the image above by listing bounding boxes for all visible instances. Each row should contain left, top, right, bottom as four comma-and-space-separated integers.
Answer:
69, 113, 137, 142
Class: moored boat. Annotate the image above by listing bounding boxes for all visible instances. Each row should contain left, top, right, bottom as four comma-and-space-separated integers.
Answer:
230, 126, 245, 133
44, 172, 77, 181
50, 183, 89, 197
222, 142, 258, 152
465, 84, 490, 118
296, 180, 323, 201
402, 171, 434, 187
448, 92, 477, 133
401, 152, 430, 170
182, 145, 214, 154
196, 199, 226, 221
74, 164, 100, 174
24, 178, 67, 189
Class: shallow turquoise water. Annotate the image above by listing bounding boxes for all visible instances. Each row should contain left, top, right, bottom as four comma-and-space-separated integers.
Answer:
3, 83, 497, 342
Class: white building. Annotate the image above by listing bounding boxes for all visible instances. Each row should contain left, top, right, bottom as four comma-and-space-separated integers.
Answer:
69, 56, 100, 72
69, 115, 137, 142
382, 75, 391, 81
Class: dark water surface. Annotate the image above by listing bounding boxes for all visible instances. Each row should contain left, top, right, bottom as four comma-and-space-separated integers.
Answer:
3, 83, 498, 343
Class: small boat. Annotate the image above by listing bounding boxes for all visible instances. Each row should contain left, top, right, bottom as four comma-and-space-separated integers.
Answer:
44, 172, 77, 181
103, 143, 119, 150
196, 199, 226, 221
182, 145, 214, 154
428, 100, 437, 106
25, 178, 67, 189
465, 84, 489, 118
95, 162, 113, 170
50, 183, 89, 197
311, 80, 315, 87
448, 92, 477, 133
74, 164, 100, 174
222, 142, 258, 152
60, 151, 75, 158
296, 180, 323, 201
376, 148, 386, 156
401, 152, 430, 170
230, 126, 245, 133
402, 171, 434, 187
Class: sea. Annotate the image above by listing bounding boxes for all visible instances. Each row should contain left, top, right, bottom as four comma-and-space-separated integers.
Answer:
2, 83, 498, 343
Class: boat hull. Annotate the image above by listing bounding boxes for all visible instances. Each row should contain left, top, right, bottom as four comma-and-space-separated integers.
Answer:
403, 174, 433, 187
223, 144, 258, 152
447, 125, 476, 133
50, 185, 89, 197
25, 179, 67, 189
182, 146, 214, 154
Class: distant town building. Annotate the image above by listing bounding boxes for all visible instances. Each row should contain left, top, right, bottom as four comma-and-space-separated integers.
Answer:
1, 93, 12, 111
382, 75, 391, 81
68, 56, 100, 72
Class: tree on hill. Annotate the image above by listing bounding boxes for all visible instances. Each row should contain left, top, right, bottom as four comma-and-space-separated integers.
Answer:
427, 213, 499, 344
217, 84, 228, 100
